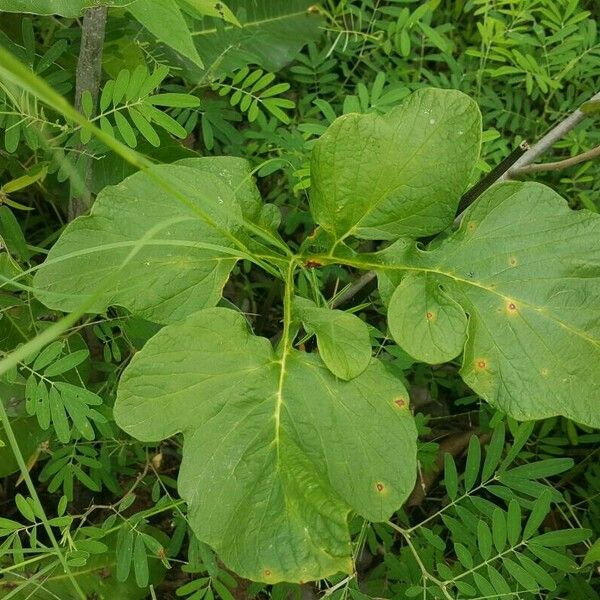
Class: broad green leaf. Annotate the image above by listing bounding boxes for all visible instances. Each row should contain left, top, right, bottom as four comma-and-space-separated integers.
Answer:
310, 88, 481, 242
0, 0, 132, 17
388, 272, 467, 363
294, 296, 371, 380
114, 307, 417, 583
33, 159, 260, 324
379, 181, 600, 427
128, 0, 205, 68
188, 0, 323, 77
179, 0, 240, 26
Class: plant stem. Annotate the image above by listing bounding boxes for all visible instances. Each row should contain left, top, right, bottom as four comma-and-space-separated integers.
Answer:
502, 90, 600, 180
387, 521, 453, 599
69, 6, 108, 220
512, 144, 600, 175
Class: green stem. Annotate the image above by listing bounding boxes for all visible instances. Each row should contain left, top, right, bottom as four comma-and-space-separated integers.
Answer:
0, 398, 86, 599
387, 521, 453, 599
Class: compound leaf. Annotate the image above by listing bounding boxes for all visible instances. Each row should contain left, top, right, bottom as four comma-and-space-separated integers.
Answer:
114, 307, 417, 583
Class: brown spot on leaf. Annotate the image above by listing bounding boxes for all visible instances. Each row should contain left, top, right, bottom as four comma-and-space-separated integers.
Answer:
394, 397, 406, 408
467, 221, 477, 232
304, 260, 322, 269
264, 569, 271, 577
507, 302, 517, 312
476, 359, 487, 370
426, 311, 434, 320
376, 482, 384, 492
509, 257, 517, 266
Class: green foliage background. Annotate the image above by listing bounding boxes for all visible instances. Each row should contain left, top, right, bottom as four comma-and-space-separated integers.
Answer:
0, 0, 599, 598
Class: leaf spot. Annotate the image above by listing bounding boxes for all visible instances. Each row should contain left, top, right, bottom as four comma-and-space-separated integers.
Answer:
507, 302, 517, 312
509, 257, 518, 266
264, 569, 272, 577
426, 311, 434, 320
376, 482, 385, 492
394, 397, 406, 408
467, 221, 476, 232
476, 359, 487, 370
541, 368, 549, 377
304, 260, 322, 269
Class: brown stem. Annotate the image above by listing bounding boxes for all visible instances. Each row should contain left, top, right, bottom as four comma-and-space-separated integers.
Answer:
502, 90, 600, 180
68, 6, 108, 221
511, 144, 600, 176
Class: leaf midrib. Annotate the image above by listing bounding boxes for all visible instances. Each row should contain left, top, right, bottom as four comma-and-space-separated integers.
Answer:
308, 254, 600, 350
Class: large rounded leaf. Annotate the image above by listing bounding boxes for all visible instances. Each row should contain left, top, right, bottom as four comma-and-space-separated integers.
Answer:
114, 308, 417, 583
309, 88, 481, 242
33, 159, 257, 324
381, 182, 600, 427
